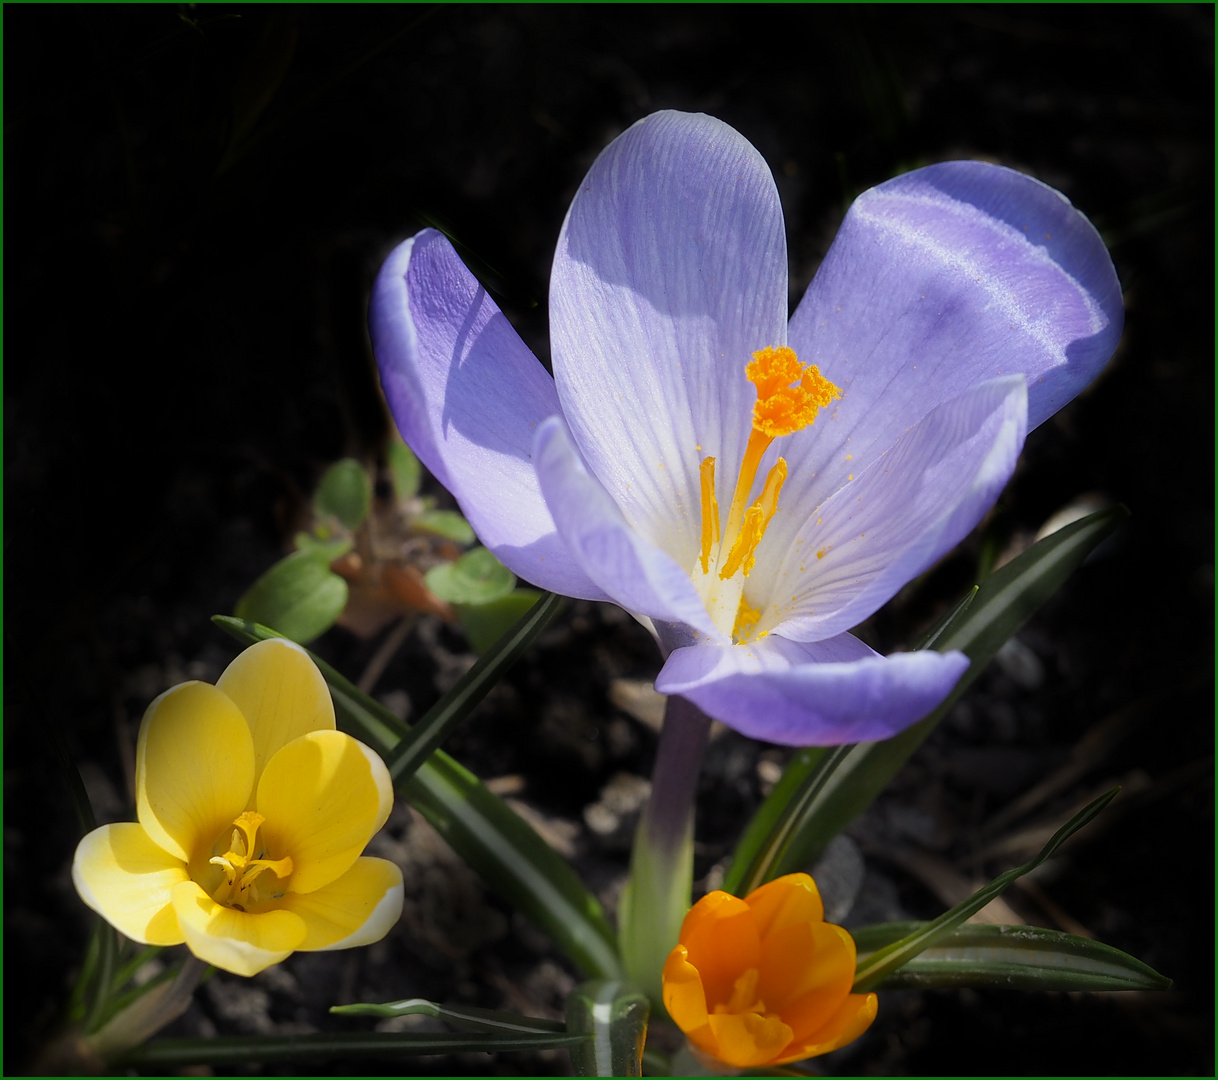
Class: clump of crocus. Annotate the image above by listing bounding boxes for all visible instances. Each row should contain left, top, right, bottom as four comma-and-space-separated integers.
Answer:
73, 639, 404, 977
662, 874, 876, 1069
371, 109, 1123, 747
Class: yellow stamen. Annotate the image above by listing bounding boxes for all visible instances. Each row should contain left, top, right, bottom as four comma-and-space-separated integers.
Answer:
208, 810, 293, 907
732, 597, 762, 641
720, 459, 787, 579
699, 456, 720, 574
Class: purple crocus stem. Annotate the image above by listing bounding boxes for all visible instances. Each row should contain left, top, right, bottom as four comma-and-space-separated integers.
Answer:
619, 692, 712, 1006
643, 695, 713, 857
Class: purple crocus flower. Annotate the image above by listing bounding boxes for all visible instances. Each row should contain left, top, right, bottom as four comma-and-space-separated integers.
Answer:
370, 111, 1121, 747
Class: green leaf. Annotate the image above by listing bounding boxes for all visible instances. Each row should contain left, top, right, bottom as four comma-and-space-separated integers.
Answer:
233, 551, 348, 644
724, 506, 1129, 896
425, 546, 515, 604
456, 588, 544, 653
314, 458, 372, 530
212, 615, 623, 981
332, 997, 566, 1034
388, 439, 422, 499
382, 591, 562, 785
851, 922, 1171, 992
119, 1031, 588, 1068
292, 531, 353, 561
565, 980, 650, 1078
414, 508, 476, 544
851, 788, 1119, 992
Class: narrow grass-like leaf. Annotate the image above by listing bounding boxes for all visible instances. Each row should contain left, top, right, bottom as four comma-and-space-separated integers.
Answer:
120, 1031, 588, 1067
382, 590, 560, 783
725, 507, 1128, 895
851, 922, 1171, 992
458, 588, 545, 653
332, 997, 566, 1033
851, 788, 1119, 992
212, 613, 623, 980
565, 980, 650, 1078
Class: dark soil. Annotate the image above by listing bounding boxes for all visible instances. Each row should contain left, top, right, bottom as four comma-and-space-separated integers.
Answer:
5, 6, 1213, 1076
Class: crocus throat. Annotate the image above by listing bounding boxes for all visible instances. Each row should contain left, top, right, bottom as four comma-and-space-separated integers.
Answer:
697, 346, 840, 641
207, 810, 293, 912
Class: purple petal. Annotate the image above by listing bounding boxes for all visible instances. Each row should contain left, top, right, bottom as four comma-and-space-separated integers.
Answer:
370, 230, 607, 601
656, 633, 970, 746
533, 416, 723, 639
550, 111, 789, 569
782, 160, 1122, 519
757, 376, 1027, 643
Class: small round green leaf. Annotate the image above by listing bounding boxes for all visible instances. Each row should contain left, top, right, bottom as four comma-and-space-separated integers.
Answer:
234, 551, 348, 644
414, 509, 476, 545
388, 440, 422, 500
293, 532, 353, 561
425, 547, 515, 605
456, 589, 544, 653
314, 458, 372, 530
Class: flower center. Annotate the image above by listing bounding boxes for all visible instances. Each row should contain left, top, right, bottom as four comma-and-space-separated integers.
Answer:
697, 346, 840, 640
206, 810, 293, 912
712, 966, 771, 1019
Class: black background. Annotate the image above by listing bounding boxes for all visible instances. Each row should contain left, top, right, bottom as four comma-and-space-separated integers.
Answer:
5, 5, 1213, 1075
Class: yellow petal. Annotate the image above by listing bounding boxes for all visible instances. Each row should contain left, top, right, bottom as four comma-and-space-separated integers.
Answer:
72, 823, 187, 945
680, 892, 761, 1009
279, 856, 403, 950
772, 923, 858, 1040
171, 881, 305, 977
662, 944, 711, 1036
706, 1009, 794, 1070
256, 731, 393, 894
746, 873, 824, 940
773, 991, 878, 1065
216, 638, 335, 786
136, 683, 255, 862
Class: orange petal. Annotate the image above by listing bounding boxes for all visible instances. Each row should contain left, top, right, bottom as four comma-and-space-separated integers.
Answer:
769, 923, 858, 1040
746, 873, 824, 939
680, 893, 761, 1010
216, 638, 335, 787
706, 1009, 794, 1069
662, 944, 710, 1036
773, 991, 878, 1065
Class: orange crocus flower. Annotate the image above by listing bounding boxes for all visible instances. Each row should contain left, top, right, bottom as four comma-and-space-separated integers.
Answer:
662, 873, 877, 1069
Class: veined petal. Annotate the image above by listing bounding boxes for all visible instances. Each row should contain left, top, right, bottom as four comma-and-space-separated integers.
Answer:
216, 638, 335, 789
656, 633, 969, 746
72, 823, 188, 946
758, 376, 1027, 642
256, 731, 393, 894
533, 417, 722, 639
136, 682, 255, 862
370, 229, 608, 601
782, 160, 1122, 520
171, 880, 304, 977
550, 110, 789, 564
280, 856, 404, 951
